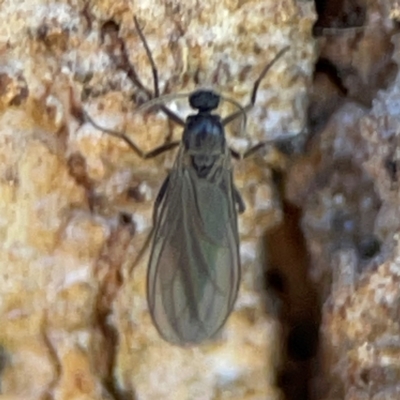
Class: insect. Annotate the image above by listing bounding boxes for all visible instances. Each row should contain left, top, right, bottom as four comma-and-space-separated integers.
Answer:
85, 17, 289, 345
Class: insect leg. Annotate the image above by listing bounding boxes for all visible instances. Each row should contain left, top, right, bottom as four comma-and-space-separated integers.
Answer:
83, 110, 180, 159
230, 141, 277, 160
233, 186, 245, 213
222, 46, 290, 127
128, 174, 171, 274
242, 141, 272, 159
229, 148, 241, 160
242, 133, 302, 159
153, 175, 170, 224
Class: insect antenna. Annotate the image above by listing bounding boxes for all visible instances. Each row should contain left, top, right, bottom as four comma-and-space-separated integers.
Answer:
220, 46, 290, 159
133, 16, 160, 98
222, 46, 290, 127
218, 94, 248, 139
132, 16, 189, 127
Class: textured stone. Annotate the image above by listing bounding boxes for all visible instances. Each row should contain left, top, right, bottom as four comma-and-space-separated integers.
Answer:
283, 1, 400, 398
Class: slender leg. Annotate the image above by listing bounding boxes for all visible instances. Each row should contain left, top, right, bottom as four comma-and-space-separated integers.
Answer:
128, 174, 170, 273
242, 133, 301, 159
130, 226, 154, 273
222, 46, 290, 127
153, 175, 170, 224
226, 47, 290, 160
242, 141, 273, 159
229, 148, 241, 160
83, 110, 180, 159
233, 186, 245, 213
230, 141, 275, 160
230, 142, 274, 159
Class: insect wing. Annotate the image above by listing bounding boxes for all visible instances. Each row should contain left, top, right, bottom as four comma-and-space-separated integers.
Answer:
147, 164, 241, 345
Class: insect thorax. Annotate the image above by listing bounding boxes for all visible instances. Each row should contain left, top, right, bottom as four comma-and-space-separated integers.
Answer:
183, 113, 226, 178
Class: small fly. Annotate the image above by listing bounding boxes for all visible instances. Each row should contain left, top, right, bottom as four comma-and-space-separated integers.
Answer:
85, 17, 289, 345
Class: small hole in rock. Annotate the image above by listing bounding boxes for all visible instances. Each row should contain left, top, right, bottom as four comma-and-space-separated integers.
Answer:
119, 212, 133, 225
266, 268, 286, 294
384, 158, 398, 183
357, 235, 381, 260
127, 186, 145, 202
287, 320, 320, 361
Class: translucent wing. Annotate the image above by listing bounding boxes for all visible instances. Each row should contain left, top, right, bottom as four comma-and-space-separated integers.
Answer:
147, 161, 241, 345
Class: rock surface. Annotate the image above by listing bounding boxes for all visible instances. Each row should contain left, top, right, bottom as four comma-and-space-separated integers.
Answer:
284, 0, 400, 399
